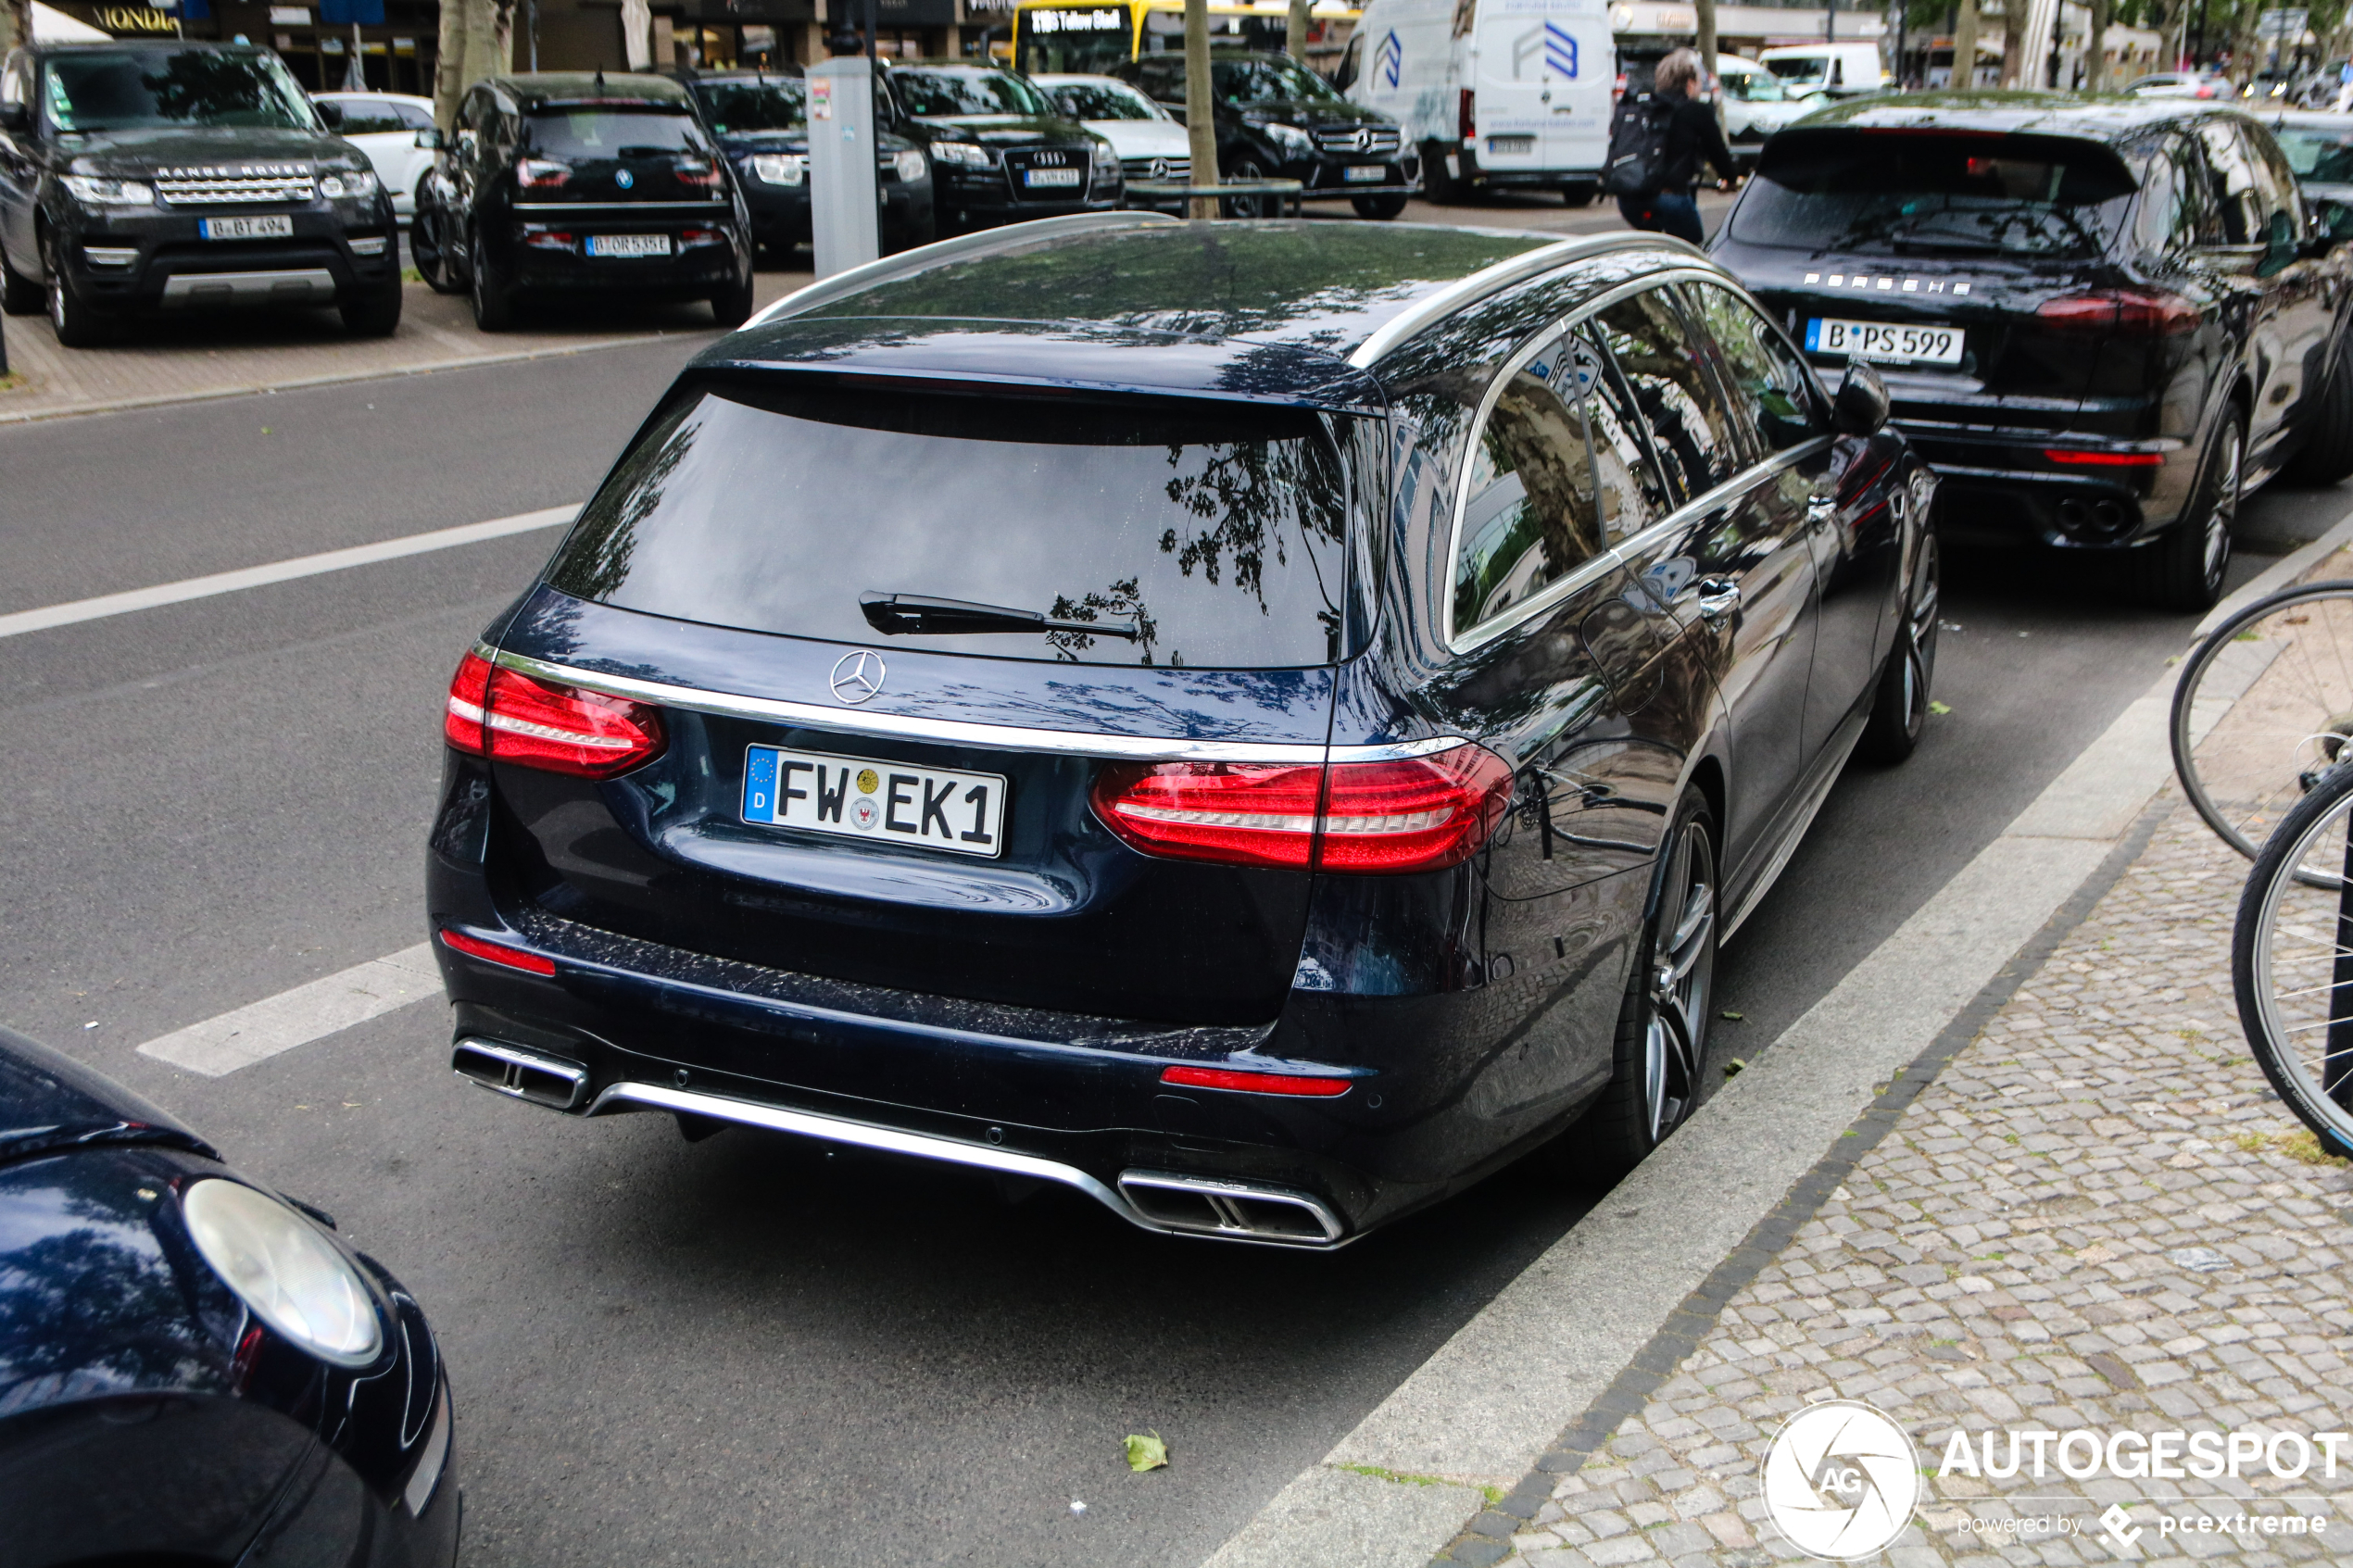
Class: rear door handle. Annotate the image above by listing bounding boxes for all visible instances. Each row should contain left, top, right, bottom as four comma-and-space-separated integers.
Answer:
1695, 577, 1742, 624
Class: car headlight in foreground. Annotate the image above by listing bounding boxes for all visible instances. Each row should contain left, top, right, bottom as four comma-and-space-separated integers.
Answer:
183, 1177, 384, 1366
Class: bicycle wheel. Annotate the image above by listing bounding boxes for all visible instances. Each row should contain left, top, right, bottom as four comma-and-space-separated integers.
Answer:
2172, 580, 2353, 861
2232, 760, 2353, 1159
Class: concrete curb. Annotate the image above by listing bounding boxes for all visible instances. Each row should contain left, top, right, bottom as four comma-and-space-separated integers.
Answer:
1200, 536, 2353, 1568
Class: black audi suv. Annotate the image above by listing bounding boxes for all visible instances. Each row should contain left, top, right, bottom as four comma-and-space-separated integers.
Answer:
1116, 49, 1420, 219
426, 217, 1935, 1248
875, 61, 1120, 235
1711, 94, 2353, 609
409, 71, 754, 331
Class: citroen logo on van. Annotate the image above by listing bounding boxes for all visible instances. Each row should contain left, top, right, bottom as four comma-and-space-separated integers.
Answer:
830, 650, 887, 705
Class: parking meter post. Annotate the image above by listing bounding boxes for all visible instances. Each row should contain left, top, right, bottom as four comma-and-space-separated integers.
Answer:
806, 58, 882, 278
1184, 0, 1221, 219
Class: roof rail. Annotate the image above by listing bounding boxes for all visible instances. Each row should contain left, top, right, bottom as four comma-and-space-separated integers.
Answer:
747, 212, 1185, 331
1344, 232, 1706, 370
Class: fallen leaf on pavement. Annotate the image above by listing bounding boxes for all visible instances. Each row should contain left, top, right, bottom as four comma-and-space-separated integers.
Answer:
1125, 1432, 1168, 1473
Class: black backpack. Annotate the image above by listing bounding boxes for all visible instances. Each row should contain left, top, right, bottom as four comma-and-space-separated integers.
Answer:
1602, 94, 1675, 197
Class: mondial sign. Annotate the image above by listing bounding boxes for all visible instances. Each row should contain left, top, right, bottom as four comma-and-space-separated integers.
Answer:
1027, 6, 1126, 31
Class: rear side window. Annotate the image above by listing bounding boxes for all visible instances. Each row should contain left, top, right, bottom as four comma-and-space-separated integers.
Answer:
525, 107, 711, 157
2133, 134, 2208, 257
1589, 289, 1745, 503
329, 97, 406, 135
1453, 332, 1612, 638
547, 384, 1349, 669
1682, 282, 1828, 454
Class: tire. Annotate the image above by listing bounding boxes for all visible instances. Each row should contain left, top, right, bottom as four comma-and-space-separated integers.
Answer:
42, 227, 118, 348
1419, 140, 1462, 204
0, 242, 41, 316
709, 272, 754, 329
412, 196, 464, 295
341, 273, 403, 337
1561, 180, 1598, 207
468, 228, 512, 332
1858, 531, 1941, 764
1565, 787, 1720, 1184
2130, 408, 2241, 612
2232, 762, 2353, 1160
1224, 158, 1273, 220
2285, 338, 2353, 486
1351, 193, 1408, 220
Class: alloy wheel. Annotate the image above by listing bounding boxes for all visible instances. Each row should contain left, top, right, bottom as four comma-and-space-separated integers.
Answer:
2205, 423, 2242, 593
1900, 535, 1942, 736
1642, 818, 1718, 1143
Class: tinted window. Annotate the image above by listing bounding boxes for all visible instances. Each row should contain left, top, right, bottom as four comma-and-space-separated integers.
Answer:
1733, 131, 2136, 257
44, 49, 313, 132
395, 99, 435, 130
2133, 135, 2207, 256
1047, 81, 1163, 120
1589, 290, 1744, 503
524, 107, 711, 157
891, 68, 1051, 119
2275, 122, 2353, 183
1572, 327, 1669, 537
325, 95, 406, 134
1683, 282, 1827, 453
1130, 55, 1340, 106
1453, 334, 1609, 637
548, 385, 1349, 669
2196, 121, 2269, 245
693, 78, 806, 132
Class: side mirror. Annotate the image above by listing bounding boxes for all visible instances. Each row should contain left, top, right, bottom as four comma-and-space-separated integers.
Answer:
315, 99, 345, 130
0, 101, 30, 134
414, 127, 445, 150
1833, 359, 1891, 436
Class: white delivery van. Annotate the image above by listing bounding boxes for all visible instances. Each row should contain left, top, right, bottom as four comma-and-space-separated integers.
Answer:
1715, 54, 1809, 169
1755, 42, 1890, 100
1337, 0, 1614, 204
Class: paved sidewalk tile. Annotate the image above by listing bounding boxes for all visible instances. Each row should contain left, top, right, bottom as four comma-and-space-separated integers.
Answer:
1498, 799, 2353, 1565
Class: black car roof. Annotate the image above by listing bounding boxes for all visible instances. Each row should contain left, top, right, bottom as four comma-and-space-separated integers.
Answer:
694, 217, 1695, 405
491, 71, 692, 111
1796, 88, 2259, 143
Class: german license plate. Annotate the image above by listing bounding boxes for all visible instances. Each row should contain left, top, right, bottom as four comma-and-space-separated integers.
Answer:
585, 232, 671, 258
742, 746, 1007, 859
1343, 164, 1388, 182
1023, 167, 1082, 188
199, 215, 293, 241
1805, 318, 1964, 365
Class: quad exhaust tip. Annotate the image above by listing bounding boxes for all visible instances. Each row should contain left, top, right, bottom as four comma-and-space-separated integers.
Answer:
452, 1038, 587, 1110
1116, 1171, 1345, 1245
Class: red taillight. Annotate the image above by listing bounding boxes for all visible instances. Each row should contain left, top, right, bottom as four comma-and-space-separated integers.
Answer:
1089, 744, 1515, 874
444, 651, 666, 779
522, 230, 575, 250
518, 157, 570, 191
2044, 447, 2166, 467
1160, 1064, 1353, 1097
678, 159, 724, 187
2036, 288, 2200, 335
438, 927, 557, 975
1459, 88, 1476, 141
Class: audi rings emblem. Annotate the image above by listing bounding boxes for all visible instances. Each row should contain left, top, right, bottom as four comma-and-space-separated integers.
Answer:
829, 650, 887, 705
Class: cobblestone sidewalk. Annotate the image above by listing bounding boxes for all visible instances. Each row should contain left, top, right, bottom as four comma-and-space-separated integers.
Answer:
1489, 796, 2353, 1566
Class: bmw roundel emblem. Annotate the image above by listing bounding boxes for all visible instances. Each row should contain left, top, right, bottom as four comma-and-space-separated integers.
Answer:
616, 169, 635, 188
830, 650, 887, 705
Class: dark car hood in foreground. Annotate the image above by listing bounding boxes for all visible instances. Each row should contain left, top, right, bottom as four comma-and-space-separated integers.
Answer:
0, 1025, 214, 1167
62, 124, 350, 177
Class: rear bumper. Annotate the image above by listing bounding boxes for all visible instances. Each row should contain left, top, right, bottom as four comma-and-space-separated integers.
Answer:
1899, 421, 2196, 550
1450, 144, 1592, 188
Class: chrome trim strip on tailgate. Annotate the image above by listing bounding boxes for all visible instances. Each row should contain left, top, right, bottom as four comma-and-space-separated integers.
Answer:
488, 647, 1466, 764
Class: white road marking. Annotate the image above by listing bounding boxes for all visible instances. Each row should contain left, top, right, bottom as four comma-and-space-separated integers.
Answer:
0, 504, 577, 641
138, 944, 443, 1077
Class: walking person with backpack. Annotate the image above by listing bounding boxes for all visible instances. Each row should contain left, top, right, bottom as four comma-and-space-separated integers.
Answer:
1603, 49, 1740, 245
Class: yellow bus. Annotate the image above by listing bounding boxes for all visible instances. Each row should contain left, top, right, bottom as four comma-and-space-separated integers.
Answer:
1012, 0, 1363, 78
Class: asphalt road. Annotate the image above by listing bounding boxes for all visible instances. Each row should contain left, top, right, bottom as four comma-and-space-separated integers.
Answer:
0, 308, 2342, 1566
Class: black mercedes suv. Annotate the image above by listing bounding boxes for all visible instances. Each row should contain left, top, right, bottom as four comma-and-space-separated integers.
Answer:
1116, 50, 1420, 220
409, 71, 754, 332
0, 41, 401, 346
1712, 94, 2353, 609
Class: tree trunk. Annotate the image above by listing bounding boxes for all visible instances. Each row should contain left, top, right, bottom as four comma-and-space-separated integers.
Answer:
2087, 0, 2108, 90
1697, 0, 1722, 132
1184, 0, 1222, 219
1951, 0, 1981, 88
1289, 0, 1312, 62
0, 0, 29, 60
1999, 0, 2027, 87
434, 0, 472, 129
2230, 0, 2262, 87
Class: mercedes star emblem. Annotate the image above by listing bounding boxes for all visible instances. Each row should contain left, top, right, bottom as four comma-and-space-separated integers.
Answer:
830, 650, 887, 705
1150, 157, 1169, 180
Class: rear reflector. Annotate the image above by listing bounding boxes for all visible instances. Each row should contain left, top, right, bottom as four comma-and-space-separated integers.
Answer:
1091, 744, 1515, 873
445, 651, 666, 778
1160, 1064, 1353, 1097
2044, 447, 2165, 467
438, 928, 557, 976
2035, 289, 2199, 335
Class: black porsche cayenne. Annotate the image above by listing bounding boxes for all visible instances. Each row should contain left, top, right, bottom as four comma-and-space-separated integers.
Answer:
426, 217, 1936, 1248
1712, 95, 2353, 610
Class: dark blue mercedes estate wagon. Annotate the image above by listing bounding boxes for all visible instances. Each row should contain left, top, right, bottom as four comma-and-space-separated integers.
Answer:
426, 214, 1938, 1248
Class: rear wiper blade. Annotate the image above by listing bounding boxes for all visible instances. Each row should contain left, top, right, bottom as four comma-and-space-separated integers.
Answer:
860, 593, 1140, 640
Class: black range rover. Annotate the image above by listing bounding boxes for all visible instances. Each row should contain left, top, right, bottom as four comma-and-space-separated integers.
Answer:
1712, 95, 2353, 609
0, 41, 401, 346
1116, 50, 1420, 220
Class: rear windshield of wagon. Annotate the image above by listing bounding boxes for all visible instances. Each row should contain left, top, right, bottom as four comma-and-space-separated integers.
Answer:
545, 381, 1353, 668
